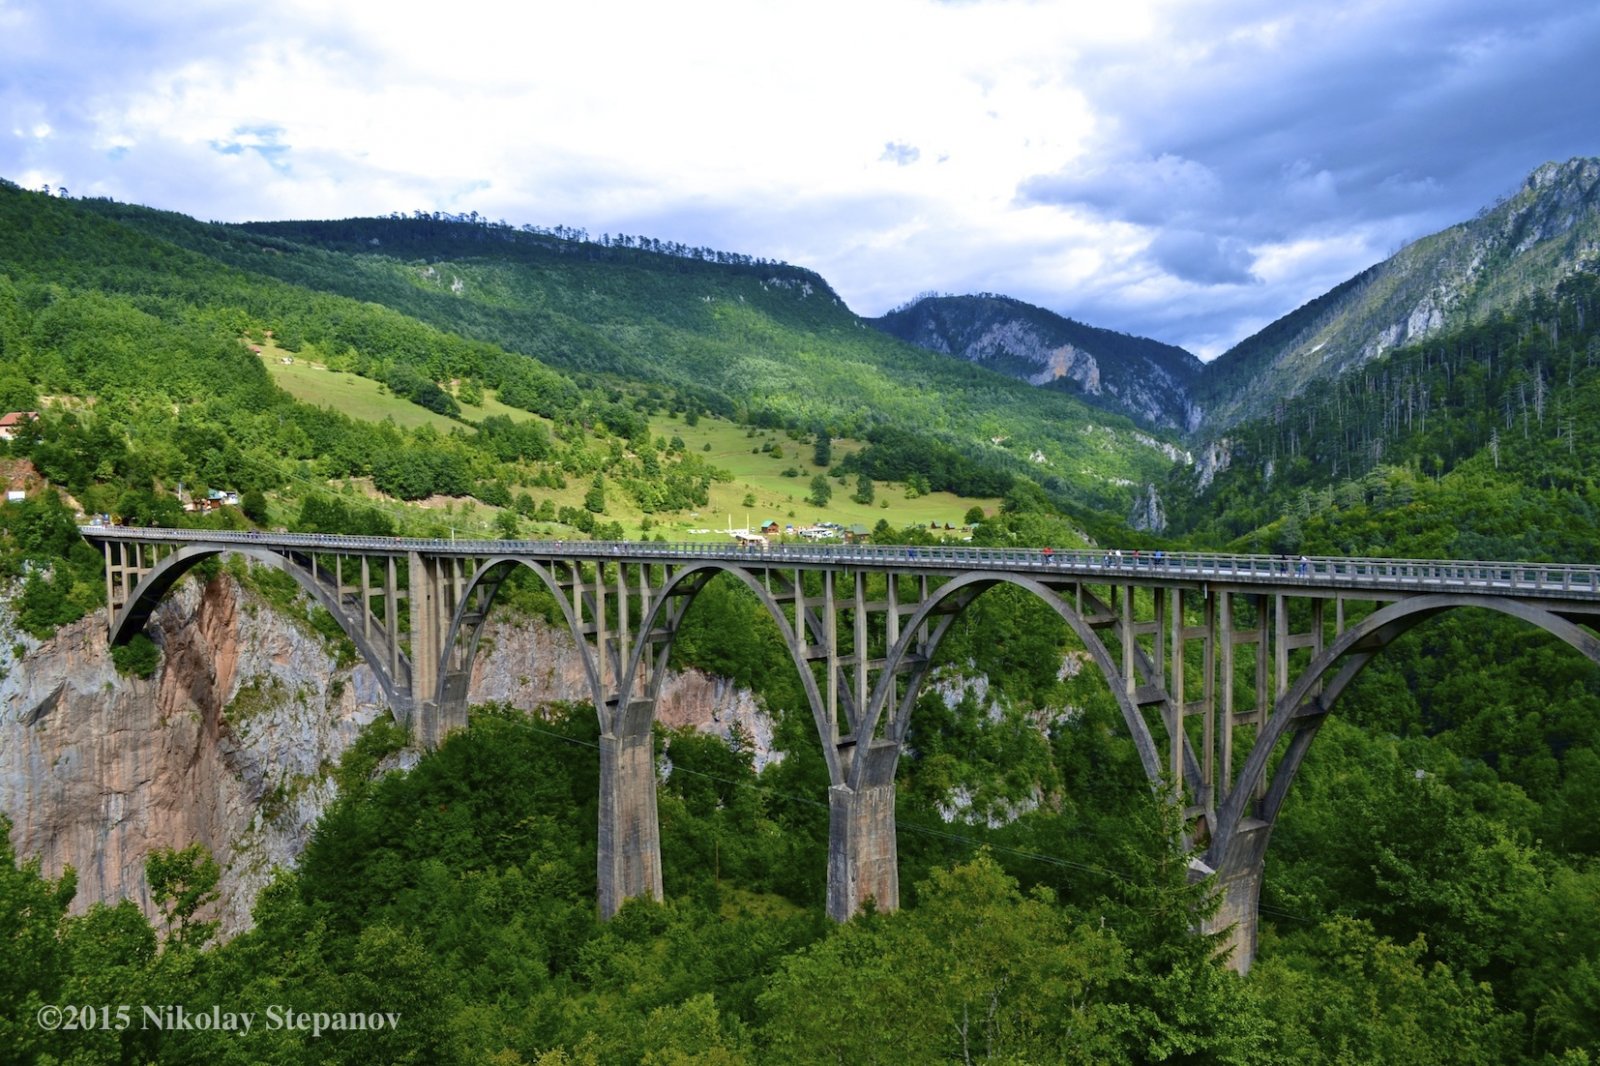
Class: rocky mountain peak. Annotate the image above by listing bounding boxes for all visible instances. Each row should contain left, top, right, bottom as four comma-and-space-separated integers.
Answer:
1196, 156, 1600, 432
869, 293, 1204, 433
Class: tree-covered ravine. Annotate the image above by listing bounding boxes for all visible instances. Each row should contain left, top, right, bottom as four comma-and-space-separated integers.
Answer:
5, 557, 1599, 1063
2, 176, 1600, 1062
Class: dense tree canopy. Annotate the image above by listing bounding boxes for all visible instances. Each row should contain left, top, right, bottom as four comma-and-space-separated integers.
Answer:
2, 179, 1600, 1064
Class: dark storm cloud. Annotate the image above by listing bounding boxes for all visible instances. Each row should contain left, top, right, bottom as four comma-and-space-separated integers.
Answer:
1021, 154, 1224, 228
1147, 230, 1258, 286
1024, 0, 1600, 240
1010, 0, 1600, 352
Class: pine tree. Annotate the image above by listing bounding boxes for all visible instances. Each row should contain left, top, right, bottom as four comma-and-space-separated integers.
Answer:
813, 430, 832, 468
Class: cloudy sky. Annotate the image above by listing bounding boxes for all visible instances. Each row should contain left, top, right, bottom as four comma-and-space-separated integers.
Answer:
3, 0, 1598, 358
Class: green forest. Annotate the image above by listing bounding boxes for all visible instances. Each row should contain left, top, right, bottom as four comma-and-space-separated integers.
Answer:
3, 177, 1600, 1063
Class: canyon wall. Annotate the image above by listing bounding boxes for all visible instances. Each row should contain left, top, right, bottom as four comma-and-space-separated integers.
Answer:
0, 571, 775, 936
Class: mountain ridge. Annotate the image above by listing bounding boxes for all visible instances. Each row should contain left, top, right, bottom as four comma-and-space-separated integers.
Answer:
871, 158, 1600, 442
1197, 156, 1600, 429
0, 178, 1183, 533
868, 293, 1204, 433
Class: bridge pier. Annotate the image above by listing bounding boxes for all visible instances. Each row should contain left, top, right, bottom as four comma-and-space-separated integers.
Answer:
1200, 819, 1272, 973
597, 698, 664, 918
413, 699, 468, 751
826, 740, 901, 921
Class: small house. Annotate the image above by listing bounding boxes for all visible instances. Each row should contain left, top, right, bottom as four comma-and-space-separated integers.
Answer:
0, 411, 38, 441
844, 524, 870, 543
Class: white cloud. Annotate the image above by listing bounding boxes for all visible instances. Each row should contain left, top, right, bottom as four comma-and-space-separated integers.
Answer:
1, 0, 1598, 358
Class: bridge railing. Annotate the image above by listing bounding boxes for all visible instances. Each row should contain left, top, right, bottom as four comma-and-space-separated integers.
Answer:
76, 526, 1600, 597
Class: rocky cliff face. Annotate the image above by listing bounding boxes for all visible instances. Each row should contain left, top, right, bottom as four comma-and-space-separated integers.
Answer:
1128, 483, 1167, 533
0, 571, 776, 936
869, 293, 1204, 432
1192, 438, 1234, 493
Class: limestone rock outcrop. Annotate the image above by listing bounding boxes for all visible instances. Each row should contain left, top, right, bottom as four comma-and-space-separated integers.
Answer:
0, 572, 775, 936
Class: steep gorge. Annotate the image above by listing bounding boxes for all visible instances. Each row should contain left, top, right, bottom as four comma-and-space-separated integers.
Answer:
0, 571, 774, 936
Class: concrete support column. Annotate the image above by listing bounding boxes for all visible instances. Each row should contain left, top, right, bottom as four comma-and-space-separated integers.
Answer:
417, 695, 469, 751
408, 552, 447, 749
597, 698, 663, 919
826, 741, 900, 922
1199, 820, 1272, 974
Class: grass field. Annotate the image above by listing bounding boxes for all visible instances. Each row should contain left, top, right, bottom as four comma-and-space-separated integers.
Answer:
254, 344, 998, 541
255, 339, 551, 430
644, 413, 996, 541
255, 340, 465, 431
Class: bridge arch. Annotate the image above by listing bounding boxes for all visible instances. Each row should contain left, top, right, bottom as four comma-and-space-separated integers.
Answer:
434, 558, 826, 745
1218, 594, 1600, 843
437, 556, 608, 714
1200, 593, 1600, 971
858, 571, 1169, 794
107, 544, 407, 712
434, 555, 864, 918
618, 561, 843, 781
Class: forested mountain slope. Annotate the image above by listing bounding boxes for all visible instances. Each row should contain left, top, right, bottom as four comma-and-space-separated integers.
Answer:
869, 293, 1204, 432
57, 197, 1182, 516
0, 175, 1172, 643
1168, 270, 1600, 562
1198, 156, 1600, 430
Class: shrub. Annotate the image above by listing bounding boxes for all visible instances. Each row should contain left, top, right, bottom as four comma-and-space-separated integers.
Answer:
240, 489, 270, 524
111, 633, 161, 679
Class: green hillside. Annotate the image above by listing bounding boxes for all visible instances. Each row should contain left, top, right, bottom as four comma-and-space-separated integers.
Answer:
62, 199, 1181, 517
1169, 270, 1600, 563
0, 178, 1110, 636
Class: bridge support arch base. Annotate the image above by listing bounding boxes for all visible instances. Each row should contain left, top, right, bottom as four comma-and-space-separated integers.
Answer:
414, 699, 468, 751
1199, 821, 1272, 974
597, 699, 664, 919
826, 742, 901, 922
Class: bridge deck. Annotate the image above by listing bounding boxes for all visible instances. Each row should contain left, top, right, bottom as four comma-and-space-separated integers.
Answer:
78, 526, 1600, 605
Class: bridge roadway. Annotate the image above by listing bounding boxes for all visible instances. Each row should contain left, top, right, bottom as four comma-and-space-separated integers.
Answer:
78, 525, 1600, 594
79, 526, 1600, 971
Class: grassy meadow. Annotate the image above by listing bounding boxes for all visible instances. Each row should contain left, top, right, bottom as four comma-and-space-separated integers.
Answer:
256, 347, 995, 542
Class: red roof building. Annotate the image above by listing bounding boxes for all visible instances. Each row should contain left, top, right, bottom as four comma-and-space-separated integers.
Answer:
0, 411, 38, 441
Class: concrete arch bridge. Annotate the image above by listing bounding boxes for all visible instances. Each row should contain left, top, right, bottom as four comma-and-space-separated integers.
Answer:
80, 527, 1600, 971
